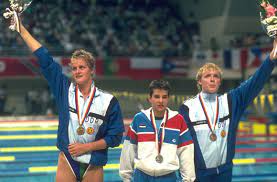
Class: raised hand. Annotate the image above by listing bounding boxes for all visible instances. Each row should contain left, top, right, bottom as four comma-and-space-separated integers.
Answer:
270, 38, 277, 61
3, 0, 33, 33
3, 8, 21, 33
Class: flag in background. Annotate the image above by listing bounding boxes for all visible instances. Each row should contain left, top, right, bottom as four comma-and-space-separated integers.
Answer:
247, 47, 271, 67
113, 57, 131, 78
192, 50, 208, 66
223, 48, 241, 70
193, 50, 222, 67
129, 57, 162, 80
0, 57, 37, 77
103, 56, 117, 76
223, 46, 271, 70
162, 57, 189, 77
97, 57, 131, 78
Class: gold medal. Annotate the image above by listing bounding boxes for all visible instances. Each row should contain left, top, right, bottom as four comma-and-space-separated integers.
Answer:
210, 133, 217, 141
155, 154, 163, 163
221, 130, 226, 138
75, 86, 96, 136
77, 126, 85, 135
86, 127, 94, 135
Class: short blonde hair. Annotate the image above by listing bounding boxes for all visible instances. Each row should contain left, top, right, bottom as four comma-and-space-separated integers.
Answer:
196, 63, 223, 91
71, 49, 95, 70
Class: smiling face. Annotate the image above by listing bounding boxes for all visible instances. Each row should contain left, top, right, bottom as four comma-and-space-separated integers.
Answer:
198, 69, 221, 94
71, 58, 94, 86
148, 89, 169, 117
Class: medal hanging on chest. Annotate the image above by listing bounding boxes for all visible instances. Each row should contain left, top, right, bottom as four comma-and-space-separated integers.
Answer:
77, 126, 85, 135
210, 132, 217, 141
150, 109, 168, 164
155, 154, 163, 163
75, 85, 96, 135
220, 130, 226, 138
199, 94, 219, 142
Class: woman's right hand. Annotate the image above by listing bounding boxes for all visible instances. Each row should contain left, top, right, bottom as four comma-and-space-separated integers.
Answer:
270, 37, 277, 61
3, 9, 21, 33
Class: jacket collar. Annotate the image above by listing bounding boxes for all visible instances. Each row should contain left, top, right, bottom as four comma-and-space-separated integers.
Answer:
69, 82, 100, 97
141, 107, 178, 121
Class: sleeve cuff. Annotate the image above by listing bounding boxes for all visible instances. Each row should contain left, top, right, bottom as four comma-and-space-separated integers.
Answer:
104, 135, 122, 148
33, 46, 46, 57
33, 47, 53, 68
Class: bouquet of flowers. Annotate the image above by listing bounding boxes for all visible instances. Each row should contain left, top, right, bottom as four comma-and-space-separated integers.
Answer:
259, 0, 277, 38
3, 0, 32, 32
259, 0, 277, 56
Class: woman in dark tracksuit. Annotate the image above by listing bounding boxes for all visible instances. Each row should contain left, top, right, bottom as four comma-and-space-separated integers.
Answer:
8, 18, 124, 181
179, 38, 277, 182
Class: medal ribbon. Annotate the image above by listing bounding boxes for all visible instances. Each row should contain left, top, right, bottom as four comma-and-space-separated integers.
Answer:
199, 94, 219, 132
150, 109, 168, 155
75, 85, 96, 127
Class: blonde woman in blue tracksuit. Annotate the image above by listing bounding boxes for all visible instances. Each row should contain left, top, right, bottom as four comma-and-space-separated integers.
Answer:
11, 20, 124, 181
179, 38, 277, 182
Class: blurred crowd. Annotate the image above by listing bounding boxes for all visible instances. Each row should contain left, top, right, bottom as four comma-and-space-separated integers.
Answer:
0, 0, 276, 118
226, 33, 272, 50
0, 0, 195, 57
1, 0, 272, 57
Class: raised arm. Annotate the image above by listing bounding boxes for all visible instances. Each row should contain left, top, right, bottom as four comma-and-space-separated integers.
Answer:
5, 10, 42, 52
5, 15, 70, 100
3, 8, 41, 52
229, 38, 276, 124
270, 38, 277, 61
19, 23, 42, 52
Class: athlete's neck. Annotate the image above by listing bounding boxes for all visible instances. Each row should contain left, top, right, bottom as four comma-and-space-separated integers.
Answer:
78, 80, 93, 98
153, 110, 165, 118
201, 91, 217, 101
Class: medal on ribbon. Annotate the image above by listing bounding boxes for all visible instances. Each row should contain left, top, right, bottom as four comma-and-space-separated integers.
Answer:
75, 85, 96, 136
77, 126, 85, 135
150, 109, 168, 164
155, 154, 163, 164
209, 133, 217, 141
199, 94, 219, 142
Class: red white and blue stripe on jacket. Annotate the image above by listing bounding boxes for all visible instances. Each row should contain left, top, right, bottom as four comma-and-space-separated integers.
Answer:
126, 110, 193, 147
119, 108, 195, 181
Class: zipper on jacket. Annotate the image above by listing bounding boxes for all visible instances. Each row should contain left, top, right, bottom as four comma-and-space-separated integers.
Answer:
216, 167, 219, 174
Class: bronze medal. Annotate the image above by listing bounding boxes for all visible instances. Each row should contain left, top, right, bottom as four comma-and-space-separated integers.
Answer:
77, 126, 85, 135
86, 127, 94, 135
221, 130, 226, 138
210, 133, 217, 141
155, 154, 163, 163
